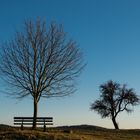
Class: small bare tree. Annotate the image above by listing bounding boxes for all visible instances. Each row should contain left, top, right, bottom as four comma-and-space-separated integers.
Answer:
0, 19, 84, 129
90, 80, 139, 129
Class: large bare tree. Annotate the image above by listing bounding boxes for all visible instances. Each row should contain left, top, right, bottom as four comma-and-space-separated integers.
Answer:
90, 80, 139, 129
0, 19, 84, 129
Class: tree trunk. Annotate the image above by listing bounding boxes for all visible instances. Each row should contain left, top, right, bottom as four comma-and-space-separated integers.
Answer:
112, 117, 119, 129
32, 99, 38, 130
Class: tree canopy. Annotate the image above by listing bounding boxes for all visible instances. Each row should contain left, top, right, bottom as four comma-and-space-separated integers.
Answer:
90, 80, 139, 129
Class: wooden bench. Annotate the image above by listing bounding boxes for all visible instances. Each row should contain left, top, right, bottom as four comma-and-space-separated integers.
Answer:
14, 117, 53, 131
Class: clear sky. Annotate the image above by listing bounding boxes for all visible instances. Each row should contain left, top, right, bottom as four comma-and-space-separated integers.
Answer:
0, 0, 140, 129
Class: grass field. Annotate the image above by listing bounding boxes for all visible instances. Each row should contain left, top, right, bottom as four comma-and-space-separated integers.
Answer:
0, 124, 140, 140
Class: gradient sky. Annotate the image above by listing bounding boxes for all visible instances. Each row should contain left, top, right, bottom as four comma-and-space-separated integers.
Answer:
0, 0, 140, 129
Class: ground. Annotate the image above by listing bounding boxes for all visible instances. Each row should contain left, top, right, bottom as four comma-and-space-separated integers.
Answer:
0, 124, 140, 140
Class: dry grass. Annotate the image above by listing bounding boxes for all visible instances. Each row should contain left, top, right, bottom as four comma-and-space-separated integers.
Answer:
0, 124, 140, 140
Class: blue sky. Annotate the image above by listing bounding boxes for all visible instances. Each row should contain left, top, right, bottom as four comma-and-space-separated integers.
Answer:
0, 0, 140, 129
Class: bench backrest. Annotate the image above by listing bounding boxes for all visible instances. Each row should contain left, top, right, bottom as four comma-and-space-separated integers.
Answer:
14, 117, 53, 125
14, 117, 53, 121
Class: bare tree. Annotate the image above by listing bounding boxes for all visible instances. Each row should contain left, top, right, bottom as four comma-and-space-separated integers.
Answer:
90, 80, 139, 129
0, 19, 84, 129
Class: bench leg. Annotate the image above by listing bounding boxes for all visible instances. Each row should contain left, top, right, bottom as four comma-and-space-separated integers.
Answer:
43, 124, 46, 132
21, 123, 23, 130
21, 119, 24, 130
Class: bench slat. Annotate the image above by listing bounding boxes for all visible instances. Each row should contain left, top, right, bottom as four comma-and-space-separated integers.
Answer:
14, 123, 53, 125
14, 117, 52, 119
14, 119, 52, 122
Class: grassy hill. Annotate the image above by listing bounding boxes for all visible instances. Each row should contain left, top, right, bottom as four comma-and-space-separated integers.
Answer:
0, 124, 140, 140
